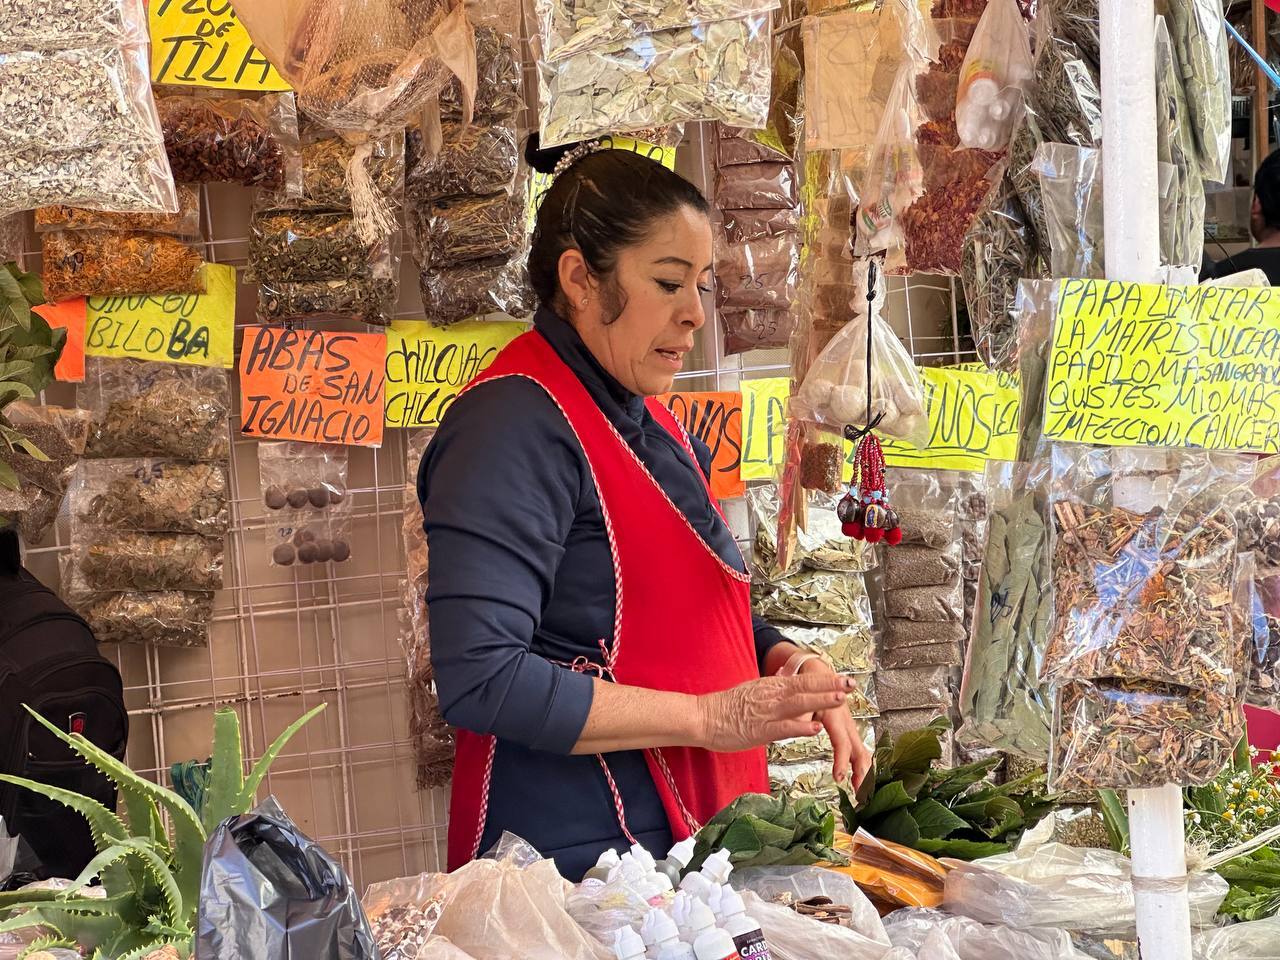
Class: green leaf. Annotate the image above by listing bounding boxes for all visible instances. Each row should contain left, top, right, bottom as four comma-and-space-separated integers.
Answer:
236, 704, 325, 812
909, 798, 970, 840
0, 458, 17, 490
1098, 789, 1130, 853
0, 269, 30, 331
885, 718, 949, 777
19, 937, 79, 960
861, 781, 915, 819
5, 262, 45, 309
871, 807, 921, 847
928, 757, 1002, 800
915, 836, 1013, 860
0, 773, 128, 853
203, 708, 245, 833
980, 796, 1026, 839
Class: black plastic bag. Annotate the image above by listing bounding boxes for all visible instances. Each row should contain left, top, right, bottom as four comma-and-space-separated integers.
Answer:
196, 797, 381, 960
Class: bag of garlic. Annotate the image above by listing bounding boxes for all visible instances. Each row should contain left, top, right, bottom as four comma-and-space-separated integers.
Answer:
792, 303, 927, 445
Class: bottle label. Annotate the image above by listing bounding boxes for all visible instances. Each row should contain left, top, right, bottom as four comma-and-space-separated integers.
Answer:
733, 931, 771, 960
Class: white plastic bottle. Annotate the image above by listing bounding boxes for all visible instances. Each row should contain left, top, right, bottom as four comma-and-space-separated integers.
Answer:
679, 848, 734, 903
640, 909, 666, 959
671, 891, 696, 944
719, 886, 772, 960
631, 842, 658, 873
688, 900, 740, 960
614, 925, 648, 960
647, 909, 695, 960
585, 848, 621, 883
656, 837, 696, 887
706, 883, 725, 925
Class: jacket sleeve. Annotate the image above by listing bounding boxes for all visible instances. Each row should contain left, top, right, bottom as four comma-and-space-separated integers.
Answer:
417, 379, 595, 754
687, 435, 786, 673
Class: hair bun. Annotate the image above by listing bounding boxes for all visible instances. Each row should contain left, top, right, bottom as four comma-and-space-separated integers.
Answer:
525, 133, 578, 175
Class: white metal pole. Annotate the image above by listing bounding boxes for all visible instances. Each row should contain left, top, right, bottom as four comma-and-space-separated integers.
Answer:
1100, 2, 1193, 958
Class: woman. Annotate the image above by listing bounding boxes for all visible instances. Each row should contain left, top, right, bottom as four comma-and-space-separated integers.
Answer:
418, 142, 872, 880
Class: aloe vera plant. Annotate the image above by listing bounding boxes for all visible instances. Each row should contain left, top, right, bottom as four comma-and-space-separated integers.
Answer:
0, 704, 324, 960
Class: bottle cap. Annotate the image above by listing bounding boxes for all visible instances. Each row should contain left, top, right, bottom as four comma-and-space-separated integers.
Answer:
706, 883, 723, 919
596, 848, 621, 869
613, 925, 646, 960
630, 843, 658, 872
688, 899, 717, 936
648, 909, 680, 946
700, 849, 734, 884
666, 837, 697, 868
719, 885, 746, 919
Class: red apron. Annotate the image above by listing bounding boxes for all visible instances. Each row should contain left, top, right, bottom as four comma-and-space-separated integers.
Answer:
446, 331, 767, 870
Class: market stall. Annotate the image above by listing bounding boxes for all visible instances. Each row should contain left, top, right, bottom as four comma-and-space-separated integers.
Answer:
3, 0, 1280, 958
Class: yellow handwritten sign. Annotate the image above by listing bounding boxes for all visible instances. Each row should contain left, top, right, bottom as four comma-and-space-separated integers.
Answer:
85, 263, 236, 368
880, 365, 1021, 471
385, 320, 527, 429
150, 0, 290, 91
1044, 279, 1280, 452
528, 137, 678, 227
740, 378, 791, 481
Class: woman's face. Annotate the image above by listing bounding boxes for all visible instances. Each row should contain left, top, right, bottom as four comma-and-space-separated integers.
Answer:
561, 205, 713, 397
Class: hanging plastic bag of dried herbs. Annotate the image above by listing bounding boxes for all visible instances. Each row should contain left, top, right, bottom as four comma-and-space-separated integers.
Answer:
258, 277, 398, 326
231, 0, 476, 245
35, 183, 202, 238
157, 92, 302, 193
73, 530, 225, 592
0, 0, 178, 219
247, 209, 397, 283
258, 127, 405, 214
406, 122, 519, 205
82, 358, 230, 461
418, 256, 533, 327
1155, 14, 1206, 273
1165, 0, 1231, 185
0, 403, 92, 546
81, 589, 213, 648
74, 459, 230, 538
41, 230, 205, 302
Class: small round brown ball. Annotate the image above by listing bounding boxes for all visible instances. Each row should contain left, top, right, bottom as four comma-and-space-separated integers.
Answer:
308, 487, 331, 508
331, 540, 351, 562
313, 539, 334, 562
286, 488, 310, 509
264, 486, 288, 510
292, 528, 317, 547
272, 543, 296, 566
328, 487, 346, 505
297, 542, 319, 564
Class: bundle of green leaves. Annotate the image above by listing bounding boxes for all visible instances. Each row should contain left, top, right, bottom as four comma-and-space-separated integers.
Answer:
0, 260, 65, 490
839, 718, 1057, 860
689, 793, 844, 872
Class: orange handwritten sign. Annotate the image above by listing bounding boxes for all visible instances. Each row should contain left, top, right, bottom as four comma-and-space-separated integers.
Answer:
239, 326, 386, 447
33, 298, 86, 383
657, 391, 745, 500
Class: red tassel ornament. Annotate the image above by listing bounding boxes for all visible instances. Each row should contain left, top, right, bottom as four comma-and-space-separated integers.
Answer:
838, 431, 902, 546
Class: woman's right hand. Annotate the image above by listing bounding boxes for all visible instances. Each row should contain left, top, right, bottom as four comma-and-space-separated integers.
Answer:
695, 673, 857, 753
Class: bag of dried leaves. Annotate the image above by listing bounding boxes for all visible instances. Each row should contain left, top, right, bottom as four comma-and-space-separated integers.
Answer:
248, 209, 397, 284
75, 459, 229, 538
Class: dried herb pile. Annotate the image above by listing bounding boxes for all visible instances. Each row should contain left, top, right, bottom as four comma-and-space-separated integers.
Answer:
36, 182, 201, 237
83, 359, 230, 461
0, 402, 91, 545
157, 93, 300, 190
406, 15, 529, 327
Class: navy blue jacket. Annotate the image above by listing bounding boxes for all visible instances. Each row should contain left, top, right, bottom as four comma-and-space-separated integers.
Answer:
417, 308, 784, 878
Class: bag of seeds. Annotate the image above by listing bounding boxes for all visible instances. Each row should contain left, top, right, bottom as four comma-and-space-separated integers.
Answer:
958, 458, 1053, 761
269, 498, 354, 568
1165, 0, 1231, 185
41, 230, 205, 302
0, 403, 92, 545
73, 530, 224, 592
1043, 444, 1250, 695
538, 16, 773, 148
419, 256, 532, 327
35, 183, 201, 238
82, 589, 213, 648
0, 0, 178, 220
74, 459, 229, 537
885, 542, 962, 591
157, 92, 302, 192
258, 128, 405, 213
715, 235, 800, 312
247, 209, 396, 283
722, 308, 794, 356
406, 122, 519, 204
886, 618, 967, 649
259, 441, 349, 514
83, 358, 230, 461
876, 666, 951, 712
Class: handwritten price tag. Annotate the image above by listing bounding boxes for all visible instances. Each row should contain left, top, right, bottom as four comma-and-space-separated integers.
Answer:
384, 320, 526, 429
1045, 279, 1280, 453
150, 0, 290, 91
240, 326, 386, 447
656, 391, 745, 500
85, 263, 236, 368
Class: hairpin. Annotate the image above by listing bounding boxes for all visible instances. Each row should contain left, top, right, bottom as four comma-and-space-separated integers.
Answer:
553, 139, 608, 176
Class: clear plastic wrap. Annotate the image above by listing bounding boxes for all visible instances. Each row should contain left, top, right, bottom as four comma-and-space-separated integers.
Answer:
773, 623, 876, 675
538, 16, 773, 148
1166, 0, 1232, 185
362, 837, 613, 960
1030, 26, 1102, 149
792, 307, 927, 444
269, 500, 354, 567
82, 590, 213, 648
886, 617, 967, 649
752, 569, 873, 627
958, 458, 1052, 761
716, 162, 799, 211
259, 128, 405, 214
1007, 103, 1054, 255
955, 0, 1033, 151
248, 209, 394, 282
721, 208, 799, 245
83, 358, 230, 461
722, 308, 794, 355
259, 441, 348, 513
1156, 14, 1206, 273
406, 122, 519, 204
35, 182, 201, 237
1042, 445, 1247, 693
443, 22, 522, 121
885, 542, 962, 590
714, 235, 800, 312
413, 192, 526, 270
1040, 0, 1100, 67
157, 92, 301, 192
855, 66, 923, 260
0, 402, 91, 545
258, 276, 397, 326
1193, 915, 1280, 958
419, 255, 532, 326
735, 870, 890, 957
0, 0, 178, 219
74, 459, 229, 537
884, 906, 1099, 960
881, 641, 964, 669
230, 0, 476, 245
962, 172, 1036, 374
72, 530, 224, 592
361, 870, 446, 960
41, 229, 204, 301
749, 486, 874, 580
0, 213, 24, 263
876, 665, 952, 712
943, 842, 1229, 938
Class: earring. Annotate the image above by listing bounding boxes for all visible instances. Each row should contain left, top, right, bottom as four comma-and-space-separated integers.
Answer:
581, 297, 589, 306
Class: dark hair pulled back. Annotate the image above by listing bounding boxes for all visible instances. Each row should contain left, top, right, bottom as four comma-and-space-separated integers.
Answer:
526, 137, 710, 316
1258, 149, 1280, 231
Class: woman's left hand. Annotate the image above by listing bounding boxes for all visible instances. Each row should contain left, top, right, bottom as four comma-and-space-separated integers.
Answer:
799, 657, 873, 789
